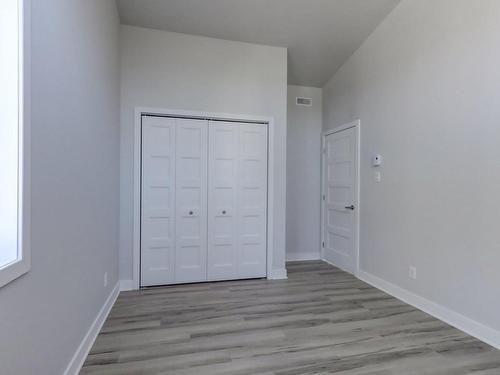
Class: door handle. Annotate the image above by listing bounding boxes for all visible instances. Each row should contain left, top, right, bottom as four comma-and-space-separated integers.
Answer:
345, 205, 355, 210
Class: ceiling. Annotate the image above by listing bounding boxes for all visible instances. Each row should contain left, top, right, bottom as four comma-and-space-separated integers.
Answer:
116, 0, 400, 87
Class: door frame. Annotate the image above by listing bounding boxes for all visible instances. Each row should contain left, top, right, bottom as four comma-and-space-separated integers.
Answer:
132, 107, 276, 290
320, 120, 360, 276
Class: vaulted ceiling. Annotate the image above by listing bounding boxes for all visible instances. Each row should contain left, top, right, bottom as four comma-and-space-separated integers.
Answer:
117, 0, 400, 87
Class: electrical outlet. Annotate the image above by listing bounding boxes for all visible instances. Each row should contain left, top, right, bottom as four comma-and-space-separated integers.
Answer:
375, 171, 381, 183
104, 272, 108, 287
409, 266, 417, 280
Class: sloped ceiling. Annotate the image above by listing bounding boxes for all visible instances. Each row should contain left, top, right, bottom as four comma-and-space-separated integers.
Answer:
117, 0, 400, 87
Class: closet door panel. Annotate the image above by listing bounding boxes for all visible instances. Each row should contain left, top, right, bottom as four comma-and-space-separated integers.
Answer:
238, 123, 268, 278
207, 122, 238, 280
175, 119, 208, 282
141, 116, 176, 286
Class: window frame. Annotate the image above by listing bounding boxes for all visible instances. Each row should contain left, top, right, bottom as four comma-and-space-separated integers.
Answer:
0, 0, 31, 288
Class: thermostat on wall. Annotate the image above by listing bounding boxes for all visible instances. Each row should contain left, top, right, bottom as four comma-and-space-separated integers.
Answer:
372, 154, 383, 167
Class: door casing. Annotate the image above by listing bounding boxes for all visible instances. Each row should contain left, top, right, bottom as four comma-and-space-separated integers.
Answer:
132, 107, 277, 290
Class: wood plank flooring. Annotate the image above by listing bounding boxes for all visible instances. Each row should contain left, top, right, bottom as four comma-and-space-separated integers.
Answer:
81, 261, 500, 374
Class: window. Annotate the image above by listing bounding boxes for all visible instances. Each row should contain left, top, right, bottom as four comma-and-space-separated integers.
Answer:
0, 0, 30, 288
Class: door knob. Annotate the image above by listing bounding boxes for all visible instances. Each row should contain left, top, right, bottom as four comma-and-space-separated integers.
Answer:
345, 205, 355, 210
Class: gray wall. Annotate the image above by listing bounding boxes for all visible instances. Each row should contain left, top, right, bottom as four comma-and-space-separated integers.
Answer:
286, 86, 322, 260
0, 1, 120, 374
323, 0, 500, 332
119, 26, 288, 281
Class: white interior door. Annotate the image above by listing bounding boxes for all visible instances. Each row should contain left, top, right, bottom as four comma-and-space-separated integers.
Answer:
175, 118, 208, 283
207, 121, 239, 280
322, 126, 357, 274
237, 123, 268, 278
141, 116, 176, 286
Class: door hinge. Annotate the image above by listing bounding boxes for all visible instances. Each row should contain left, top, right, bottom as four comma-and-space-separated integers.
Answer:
322, 241, 325, 248
322, 195, 325, 201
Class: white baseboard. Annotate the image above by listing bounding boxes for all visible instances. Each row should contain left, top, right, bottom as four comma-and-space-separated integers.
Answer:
63, 282, 120, 375
268, 268, 288, 280
358, 270, 500, 350
120, 279, 135, 291
286, 252, 321, 262
321, 257, 357, 276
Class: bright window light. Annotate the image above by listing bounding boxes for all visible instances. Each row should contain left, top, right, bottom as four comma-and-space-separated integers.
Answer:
0, 0, 29, 287
0, 0, 19, 267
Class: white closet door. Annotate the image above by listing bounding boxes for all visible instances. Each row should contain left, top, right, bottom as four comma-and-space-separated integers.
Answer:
141, 117, 266, 286
208, 121, 268, 280
174, 118, 208, 282
141, 116, 176, 286
238, 123, 268, 278
207, 122, 239, 280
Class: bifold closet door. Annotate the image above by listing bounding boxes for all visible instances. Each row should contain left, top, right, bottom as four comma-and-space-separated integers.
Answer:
207, 122, 238, 280
141, 116, 208, 286
141, 116, 266, 286
208, 121, 268, 280
141, 116, 176, 286
174, 118, 208, 283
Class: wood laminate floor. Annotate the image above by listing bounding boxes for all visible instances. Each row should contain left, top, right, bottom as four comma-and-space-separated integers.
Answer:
81, 261, 500, 374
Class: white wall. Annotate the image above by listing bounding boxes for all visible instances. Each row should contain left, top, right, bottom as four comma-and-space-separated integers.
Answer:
286, 86, 322, 261
0, 1, 120, 374
119, 26, 288, 281
323, 0, 500, 335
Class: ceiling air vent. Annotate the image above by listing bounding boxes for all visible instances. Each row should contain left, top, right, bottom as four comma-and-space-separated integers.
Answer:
296, 97, 312, 106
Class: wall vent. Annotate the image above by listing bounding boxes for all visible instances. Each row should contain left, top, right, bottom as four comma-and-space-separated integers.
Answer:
296, 97, 312, 106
